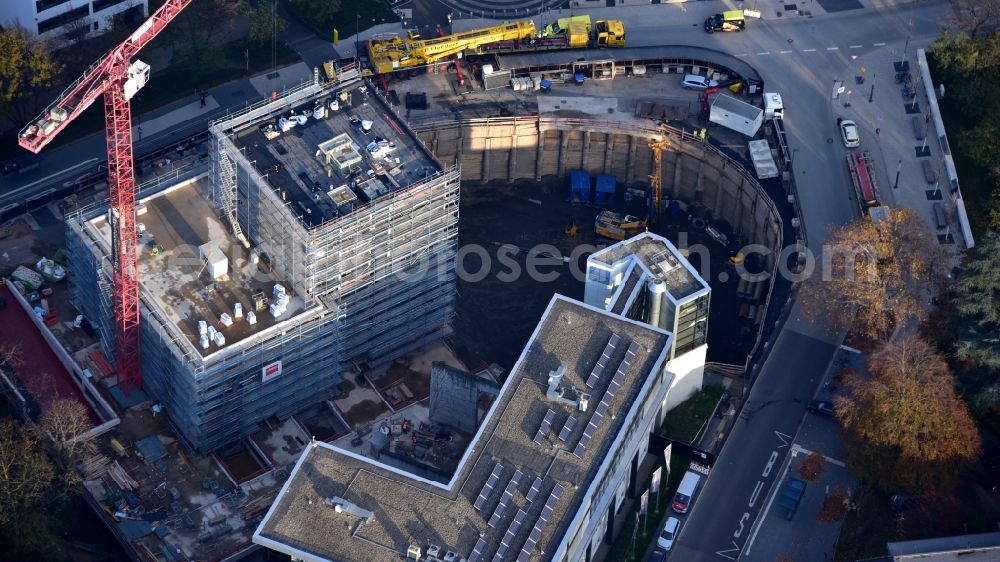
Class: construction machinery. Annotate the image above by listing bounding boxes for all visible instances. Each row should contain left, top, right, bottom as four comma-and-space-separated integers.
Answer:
704, 10, 746, 33
18, 0, 194, 394
476, 18, 624, 55
648, 138, 668, 228
542, 15, 592, 37
698, 79, 751, 119
595, 210, 647, 241
367, 21, 536, 74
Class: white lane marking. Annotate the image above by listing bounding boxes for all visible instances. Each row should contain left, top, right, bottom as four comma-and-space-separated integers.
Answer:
736, 53, 749, 57
850, 44, 863, 49
827, 46, 839, 50
745, 448, 795, 556
716, 544, 740, 560
840, 344, 862, 354
803, 48, 817, 52
757, 51, 771, 55
874, 42, 886, 46
780, 50, 793, 54
2, 157, 98, 199
791, 444, 847, 467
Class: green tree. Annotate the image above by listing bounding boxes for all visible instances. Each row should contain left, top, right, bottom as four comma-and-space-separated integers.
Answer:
244, 0, 288, 45
0, 26, 62, 127
289, 0, 343, 26
835, 336, 981, 493
165, 0, 242, 80
954, 232, 1000, 412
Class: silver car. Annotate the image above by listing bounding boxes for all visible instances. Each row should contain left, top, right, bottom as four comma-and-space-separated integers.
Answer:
681, 74, 719, 91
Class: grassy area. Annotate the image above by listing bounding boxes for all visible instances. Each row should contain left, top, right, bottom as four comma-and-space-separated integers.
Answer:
606, 456, 691, 562
284, 0, 399, 40
605, 385, 728, 561
658, 385, 726, 444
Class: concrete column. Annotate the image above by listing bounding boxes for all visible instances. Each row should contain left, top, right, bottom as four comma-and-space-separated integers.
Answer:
582, 131, 592, 173
508, 131, 517, 181
535, 123, 544, 181
557, 130, 569, 178
625, 136, 637, 185
604, 133, 614, 175
672, 152, 683, 199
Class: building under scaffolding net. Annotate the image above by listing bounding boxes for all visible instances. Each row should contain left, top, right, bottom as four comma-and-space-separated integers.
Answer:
66, 74, 461, 453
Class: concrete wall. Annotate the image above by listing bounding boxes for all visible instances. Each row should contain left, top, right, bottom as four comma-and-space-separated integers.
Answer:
413, 117, 782, 273
429, 363, 499, 433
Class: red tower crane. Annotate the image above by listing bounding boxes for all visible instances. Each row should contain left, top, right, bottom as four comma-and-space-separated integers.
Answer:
18, 0, 194, 394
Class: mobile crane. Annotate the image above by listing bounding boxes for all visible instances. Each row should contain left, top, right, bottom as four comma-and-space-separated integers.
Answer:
368, 21, 536, 74
475, 18, 625, 55
18, 0, 194, 394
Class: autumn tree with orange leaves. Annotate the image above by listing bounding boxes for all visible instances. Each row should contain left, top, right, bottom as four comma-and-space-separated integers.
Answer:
835, 336, 980, 493
802, 207, 945, 342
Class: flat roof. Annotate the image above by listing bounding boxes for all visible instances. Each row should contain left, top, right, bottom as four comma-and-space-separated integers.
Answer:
592, 232, 710, 303
255, 296, 671, 562
888, 531, 1000, 558
90, 178, 310, 359
232, 82, 440, 228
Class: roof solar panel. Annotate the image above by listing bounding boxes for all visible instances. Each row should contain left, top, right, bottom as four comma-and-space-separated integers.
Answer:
557, 415, 577, 442
488, 470, 524, 527
533, 409, 556, 444
469, 538, 487, 562
493, 509, 528, 562
474, 464, 504, 512
526, 477, 543, 503
517, 484, 565, 561
586, 333, 621, 388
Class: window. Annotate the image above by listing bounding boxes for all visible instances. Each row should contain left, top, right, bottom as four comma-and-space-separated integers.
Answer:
37, 4, 89, 34
36, 0, 71, 13
93, 0, 130, 12
588, 267, 611, 284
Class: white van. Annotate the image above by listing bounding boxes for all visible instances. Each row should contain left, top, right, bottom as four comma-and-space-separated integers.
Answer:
681, 75, 719, 91
672, 471, 701, 513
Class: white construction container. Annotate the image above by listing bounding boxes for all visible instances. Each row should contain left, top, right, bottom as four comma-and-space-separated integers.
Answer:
213, 332, 226, 346
273, 284, 286, 297
233, 303, 243, 318
246, 311, 257, 325
269, 303, 286, 318
207, 325, 217, 340
198, 243, 228, 279
709, 94, 764, 138
747, 139, 779, 179
220, 313, 233, 327
200, 335, 210, 349
198, 320, 208, 335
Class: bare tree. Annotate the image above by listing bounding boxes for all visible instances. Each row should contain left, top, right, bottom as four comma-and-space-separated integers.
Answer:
949, 0, 1000, 38
0, 419, 56, 526
39, 398, 96, 463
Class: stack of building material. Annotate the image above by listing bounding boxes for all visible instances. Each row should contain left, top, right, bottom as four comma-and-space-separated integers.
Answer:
108, 461, 139, 490
270, 284, 289, 318
11, 265, 43, 291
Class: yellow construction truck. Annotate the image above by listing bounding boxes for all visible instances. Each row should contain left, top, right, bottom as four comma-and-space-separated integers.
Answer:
367, 18, 625, 74
367, 21, 537, 74
594, 209, 647, 241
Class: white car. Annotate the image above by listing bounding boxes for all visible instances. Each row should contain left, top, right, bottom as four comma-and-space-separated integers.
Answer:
657, 517, 680, 551
681, 75, 719, 91
840, 119, 860, 147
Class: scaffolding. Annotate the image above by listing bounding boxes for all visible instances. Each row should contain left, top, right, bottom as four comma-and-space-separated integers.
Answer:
67, 79, 462, 454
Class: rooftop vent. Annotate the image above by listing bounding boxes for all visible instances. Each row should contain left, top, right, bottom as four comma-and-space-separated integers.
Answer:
324, 496, 374, 524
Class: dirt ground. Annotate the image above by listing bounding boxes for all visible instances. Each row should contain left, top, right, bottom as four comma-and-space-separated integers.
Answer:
451, 177, 758, 371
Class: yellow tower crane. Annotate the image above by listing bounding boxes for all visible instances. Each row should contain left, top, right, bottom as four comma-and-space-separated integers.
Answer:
648, 138, 669, 228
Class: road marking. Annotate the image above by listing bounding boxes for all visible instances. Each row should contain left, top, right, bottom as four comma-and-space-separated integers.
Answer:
850, 44, 863, 49
826, 47, 839, 51
716, 544, 740, 560
757, 51, 770, 55
840, 344, 862, 354
780, 50, 793, 54
774, 430, 791, 446
791, 444, 847, 467
2, 157, 98, 199
874, 42, 886, 46
736, 53, 749, 57
803, 48, 817, 52
745, 447, 795, 556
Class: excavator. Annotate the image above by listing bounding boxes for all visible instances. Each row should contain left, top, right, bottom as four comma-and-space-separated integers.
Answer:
698, 78, 752, 119
594, 210, 647, 241
366, 18, 626, 75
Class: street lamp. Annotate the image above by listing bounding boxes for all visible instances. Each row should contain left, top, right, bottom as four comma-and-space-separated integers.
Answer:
868, 72, 876, 103
893, 159, 902, 189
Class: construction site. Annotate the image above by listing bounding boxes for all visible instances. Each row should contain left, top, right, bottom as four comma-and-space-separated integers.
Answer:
0, 4, 807, 561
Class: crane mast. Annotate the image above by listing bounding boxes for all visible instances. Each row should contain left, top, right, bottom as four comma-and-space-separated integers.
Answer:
19, 0, 194, 394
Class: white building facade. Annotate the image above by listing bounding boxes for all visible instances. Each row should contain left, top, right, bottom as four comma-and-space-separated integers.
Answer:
2, 0, 147, 41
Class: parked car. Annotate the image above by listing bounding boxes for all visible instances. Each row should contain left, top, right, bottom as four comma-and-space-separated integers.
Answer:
671, 471, 701, 513
681, 74, 719, 91
839, 118, 860, 147
807, 400, 835, 417
648, 549, 667, 562
657, 517, 680, 551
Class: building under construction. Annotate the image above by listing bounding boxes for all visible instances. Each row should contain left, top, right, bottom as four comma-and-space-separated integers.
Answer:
66, 75, 461, 453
